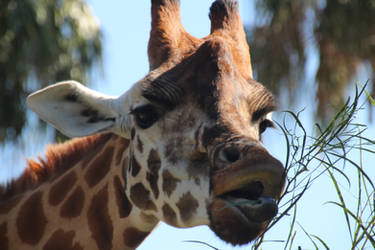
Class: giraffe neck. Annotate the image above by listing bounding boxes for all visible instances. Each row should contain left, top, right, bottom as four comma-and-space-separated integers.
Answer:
0, 133, 157, 250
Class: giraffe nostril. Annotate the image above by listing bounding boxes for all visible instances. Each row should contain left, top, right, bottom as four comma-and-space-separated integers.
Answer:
222, 146, 240, 163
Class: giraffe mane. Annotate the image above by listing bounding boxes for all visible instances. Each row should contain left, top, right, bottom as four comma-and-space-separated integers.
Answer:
0, 133, 113, 201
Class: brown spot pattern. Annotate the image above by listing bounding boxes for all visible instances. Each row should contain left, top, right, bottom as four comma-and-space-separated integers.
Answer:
87, 185, 113, 250
130, 183, 157, 211
113, 176, 132, 218
115, 138, 129, 166
43, 229, 83, 250
176, 192, 199, 223
162, 170, 180, 197
16, 191, 47, 245
131, 156, 141, 177
85, 146, 114, 187
48, 171, 77, 206
123, 227, 149, 248
0, 222, 8, 250
147, 149, 161, 199
60, 186, 84, 218
162, 203, 177, 225
136, 136, 143, 153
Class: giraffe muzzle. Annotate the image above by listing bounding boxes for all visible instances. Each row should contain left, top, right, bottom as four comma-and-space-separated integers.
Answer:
208, 144, 285, 245
212, 145, 285, 199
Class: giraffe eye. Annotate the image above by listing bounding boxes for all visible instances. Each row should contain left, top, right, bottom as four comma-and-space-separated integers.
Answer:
131, 105, 159, 129
259, 119, 274, 134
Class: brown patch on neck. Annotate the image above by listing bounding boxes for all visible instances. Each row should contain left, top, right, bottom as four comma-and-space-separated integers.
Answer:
0, 133, 113, 201
16, 191, 47, 245
123, 227, 149, 248
162, 203, 177, 226
88, 185, 113, 250
115, 137, 130, 166
129, 183, 157, 211
43, 229, 83, 250
48, 171, 77, 206
162, 170, 180, 197
113, 176, 132, 218
60, 186, 85, 218
84, 145, 115, 187
0, 222, 8, 250
176, 192, 199, 224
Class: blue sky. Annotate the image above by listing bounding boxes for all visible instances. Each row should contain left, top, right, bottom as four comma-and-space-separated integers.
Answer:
1, 0, 374, 249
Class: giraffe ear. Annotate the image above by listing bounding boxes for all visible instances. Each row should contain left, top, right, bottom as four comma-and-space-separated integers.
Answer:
27, 81, 131, 138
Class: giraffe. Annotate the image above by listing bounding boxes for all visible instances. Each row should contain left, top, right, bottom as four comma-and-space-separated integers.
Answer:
0, 0, 286, 249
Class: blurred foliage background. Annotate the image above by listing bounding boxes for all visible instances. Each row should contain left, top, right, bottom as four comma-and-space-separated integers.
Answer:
0, 0, 102, 142
248, 0, 375, 121
0, 0, 374, 143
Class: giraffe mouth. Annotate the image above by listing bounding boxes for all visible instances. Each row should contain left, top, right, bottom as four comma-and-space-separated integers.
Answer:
208, 183, 278, 245
218, 188, 278, 223
217, 180, 278, 222
208, 194, 277, 245
208, 158, 284, 245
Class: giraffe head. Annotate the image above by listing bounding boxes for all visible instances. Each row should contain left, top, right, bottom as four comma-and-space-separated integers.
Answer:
27, 0, 285, 245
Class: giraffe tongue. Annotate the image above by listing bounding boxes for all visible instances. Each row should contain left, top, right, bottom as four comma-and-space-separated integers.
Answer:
223, 196, 278, 222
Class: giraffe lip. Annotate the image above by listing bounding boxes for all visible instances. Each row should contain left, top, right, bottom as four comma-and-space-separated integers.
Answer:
213, 179, 279, 224
219, 195, 278, 222
209, 196, 276, 245
217, 179, 278, 222
211, 161, 285, 199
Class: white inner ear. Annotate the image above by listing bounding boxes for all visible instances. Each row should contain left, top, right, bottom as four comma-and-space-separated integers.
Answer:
27, 81, 130, 138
